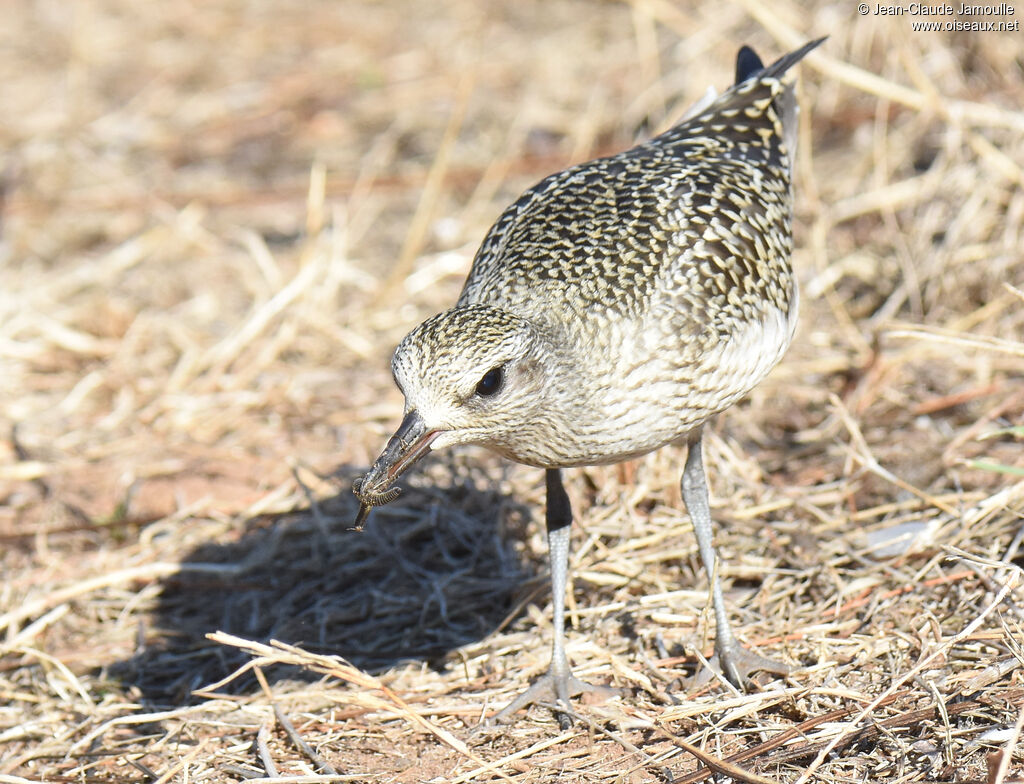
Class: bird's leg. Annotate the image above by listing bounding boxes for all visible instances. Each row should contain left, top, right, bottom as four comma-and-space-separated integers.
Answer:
681, 432, 791, 688
490, 468, 621, 726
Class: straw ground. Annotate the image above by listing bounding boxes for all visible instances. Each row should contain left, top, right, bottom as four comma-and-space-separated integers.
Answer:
2, 1, 1022, 781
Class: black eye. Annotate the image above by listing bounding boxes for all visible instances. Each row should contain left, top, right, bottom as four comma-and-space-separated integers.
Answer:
475, 366, 504, 397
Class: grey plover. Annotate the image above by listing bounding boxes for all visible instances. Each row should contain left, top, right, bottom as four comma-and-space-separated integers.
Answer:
354, 38, 824, 722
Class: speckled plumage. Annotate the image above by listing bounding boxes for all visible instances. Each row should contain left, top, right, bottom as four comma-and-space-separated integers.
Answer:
357, 39, 824, 721
389, 40, 819, 469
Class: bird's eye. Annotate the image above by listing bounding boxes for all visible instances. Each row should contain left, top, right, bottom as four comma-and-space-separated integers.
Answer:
475, 366, 504, 397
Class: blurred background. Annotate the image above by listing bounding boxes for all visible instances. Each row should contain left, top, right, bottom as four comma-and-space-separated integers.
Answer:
2, 0, 1022, 781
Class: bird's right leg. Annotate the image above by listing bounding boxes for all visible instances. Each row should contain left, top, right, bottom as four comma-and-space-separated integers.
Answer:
681, 431, 792, 687
489, 468, 621, 727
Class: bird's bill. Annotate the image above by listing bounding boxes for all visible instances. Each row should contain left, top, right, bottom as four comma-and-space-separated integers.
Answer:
373, 409, 441, 484
351, 410, 441, 526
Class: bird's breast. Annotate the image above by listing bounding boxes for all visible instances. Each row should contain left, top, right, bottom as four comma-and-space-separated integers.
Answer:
485, 292, 795, 469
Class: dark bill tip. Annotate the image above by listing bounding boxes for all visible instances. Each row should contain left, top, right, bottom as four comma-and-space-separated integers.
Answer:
351, 501, 372, 531
351, 410, 441, 527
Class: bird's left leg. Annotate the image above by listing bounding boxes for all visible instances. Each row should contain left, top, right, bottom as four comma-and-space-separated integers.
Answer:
490, 468, 621, 726
681, 431, 792, 687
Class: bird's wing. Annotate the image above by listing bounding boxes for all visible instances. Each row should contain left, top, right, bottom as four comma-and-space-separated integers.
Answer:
458, 40, 822, 335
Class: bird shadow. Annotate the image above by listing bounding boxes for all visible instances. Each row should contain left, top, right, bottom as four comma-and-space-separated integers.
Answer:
108, 457, 535, 706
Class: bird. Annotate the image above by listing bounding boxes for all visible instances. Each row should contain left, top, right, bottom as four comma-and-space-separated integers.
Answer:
353, 38, 824, 724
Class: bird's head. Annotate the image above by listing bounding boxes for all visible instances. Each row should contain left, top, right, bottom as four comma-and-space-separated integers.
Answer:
352, 304, 555, 526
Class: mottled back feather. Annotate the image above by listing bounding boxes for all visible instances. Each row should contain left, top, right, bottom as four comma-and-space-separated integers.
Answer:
459, 38, 823, 345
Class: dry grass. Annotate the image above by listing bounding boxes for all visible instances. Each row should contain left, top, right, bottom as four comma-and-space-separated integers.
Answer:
2, 0, 1023, 781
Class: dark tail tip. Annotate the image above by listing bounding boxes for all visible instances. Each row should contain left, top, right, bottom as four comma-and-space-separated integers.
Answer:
734, 36, 828, 86
735, 45, 765, 85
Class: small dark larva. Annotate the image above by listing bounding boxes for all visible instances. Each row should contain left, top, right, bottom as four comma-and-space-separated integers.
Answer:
350, 479, 402, 530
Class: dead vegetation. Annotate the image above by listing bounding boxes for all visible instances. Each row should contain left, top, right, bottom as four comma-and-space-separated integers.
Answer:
1, 0, 1023, 781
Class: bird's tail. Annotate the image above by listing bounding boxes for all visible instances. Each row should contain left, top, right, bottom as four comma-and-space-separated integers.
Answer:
661, 37, 824, 174
735, 37, 827, 87
735, 37, 826, 173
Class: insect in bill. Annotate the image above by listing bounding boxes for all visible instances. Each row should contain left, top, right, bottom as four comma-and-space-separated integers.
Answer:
350, 477, 402, 530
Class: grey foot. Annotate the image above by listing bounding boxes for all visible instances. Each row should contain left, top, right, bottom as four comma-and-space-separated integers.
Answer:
488, 671, 622, 728
694, 640, 792, 689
